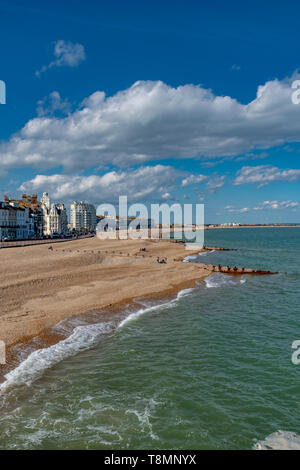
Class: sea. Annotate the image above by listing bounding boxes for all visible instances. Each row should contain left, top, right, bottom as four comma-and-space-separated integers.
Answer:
0, 227, 299, 450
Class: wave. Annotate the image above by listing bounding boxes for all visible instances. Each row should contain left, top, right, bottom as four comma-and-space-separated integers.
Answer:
183, 254, 198, 263
254, 430, 300, 450
183, 250, 215, 263
117, 288, 195, 330
199, 249, 215, 256
1, 287, 196, 393
205, 273, 246, 289
0, 322, 114, 393
125, 398, 161, 441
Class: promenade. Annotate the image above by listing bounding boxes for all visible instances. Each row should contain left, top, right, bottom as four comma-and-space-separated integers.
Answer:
0, 234, 95, 249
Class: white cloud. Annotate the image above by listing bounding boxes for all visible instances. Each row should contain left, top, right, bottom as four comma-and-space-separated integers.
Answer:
2, 77, 300, 174
235, 152, 268, 162
181, 174, 207, 187
36, 40, 85, 77
253, 200, 299, 210
225, 200, 299, 213
206, 175, 226, 191
37, 91, 71, 117
18, 165, 181, 203
227, 207, 250, 213
234, 165, 300, 187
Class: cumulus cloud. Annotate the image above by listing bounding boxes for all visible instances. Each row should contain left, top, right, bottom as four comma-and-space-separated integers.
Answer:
254, 200, 299, 210
36, 40, 85, 77
234, 165, 300, 187
225, 200, 299, 213
206, 175, 226, 191
2, 77, 300, 174
181, 172, 225, 194
181, 174, 207, 187
18, 165, 181, 204
37, 91, 71, 117
226, 207, 250, 213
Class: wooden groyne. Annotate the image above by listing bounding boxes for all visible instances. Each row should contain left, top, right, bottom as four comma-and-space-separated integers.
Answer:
201, 246, 277, 274
179, 243, 277, 274
204, 264, 277, 275
203, 246, 237, 252
173, 242, 236, 251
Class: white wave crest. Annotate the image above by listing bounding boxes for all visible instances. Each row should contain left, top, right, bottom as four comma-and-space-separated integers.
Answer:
183, 250, 215, 263
0, 322, 114, 393
0, 288, 196, 392
118, 288, 195, 329
254, 431, 300, 450
205, 273, 246, 289
183, 254, 199, 262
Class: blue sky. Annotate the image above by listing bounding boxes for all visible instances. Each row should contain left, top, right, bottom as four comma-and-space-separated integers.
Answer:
1, 0, 300, 223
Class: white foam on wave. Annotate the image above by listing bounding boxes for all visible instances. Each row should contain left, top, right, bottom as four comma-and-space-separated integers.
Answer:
177, 287, 195, 298
205, 273, 246, 289
199, 249, 215, 256
254, 431, 300, 450
126, 407, 158, 441
183, 250, 215, 263
118, 288, 195, 330
183, 254, 199, 262
0, 288, 196, 393
0, 322, 114, 393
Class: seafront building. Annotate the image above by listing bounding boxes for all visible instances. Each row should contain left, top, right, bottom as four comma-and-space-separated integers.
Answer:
41, 192, 50, 210
70, 201, 97, 232
0, 202, 34, 240
0, 193, 96, 239
41, 193, 68, 236
4, 194, 44, 237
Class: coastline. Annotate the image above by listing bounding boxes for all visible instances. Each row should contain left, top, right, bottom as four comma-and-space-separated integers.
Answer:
0, 237, 212, 381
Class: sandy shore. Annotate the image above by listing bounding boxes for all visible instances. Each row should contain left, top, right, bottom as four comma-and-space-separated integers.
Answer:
0, 237, 211, 352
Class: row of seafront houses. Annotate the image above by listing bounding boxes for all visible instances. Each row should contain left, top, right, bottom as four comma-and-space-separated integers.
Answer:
0, 193, 97, 241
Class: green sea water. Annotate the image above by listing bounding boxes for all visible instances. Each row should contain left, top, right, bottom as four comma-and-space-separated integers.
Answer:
0, 228, 299, 450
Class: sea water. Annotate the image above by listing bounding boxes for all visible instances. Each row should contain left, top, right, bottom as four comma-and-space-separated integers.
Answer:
0, 228, 299, 450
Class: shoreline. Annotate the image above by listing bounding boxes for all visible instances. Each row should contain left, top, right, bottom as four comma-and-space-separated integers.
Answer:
0, 236, 279, 384
0, 237, 212, 382
1, 276, 206, 386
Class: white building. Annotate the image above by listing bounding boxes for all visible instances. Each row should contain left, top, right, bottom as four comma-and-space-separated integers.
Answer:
70, 201, 97, 232
16, 205, 34, 238
48, 203, 68, 235
41, 193, 68, 236
0, 202, 34, 240
41, 192, 50, 210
